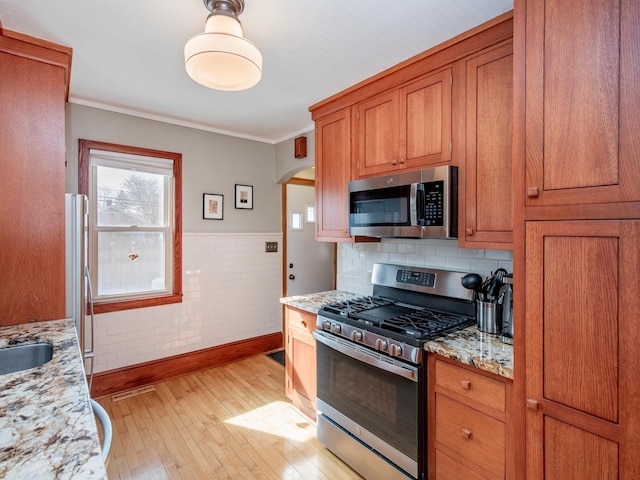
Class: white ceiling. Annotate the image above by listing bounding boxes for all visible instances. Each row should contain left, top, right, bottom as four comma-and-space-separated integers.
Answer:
1, 0, 513, 144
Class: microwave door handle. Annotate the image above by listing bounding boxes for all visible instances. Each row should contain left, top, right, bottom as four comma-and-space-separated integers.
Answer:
414, 184, 425, 226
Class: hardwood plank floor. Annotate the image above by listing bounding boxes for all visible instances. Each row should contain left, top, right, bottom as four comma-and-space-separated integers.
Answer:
95, 354, 363, 480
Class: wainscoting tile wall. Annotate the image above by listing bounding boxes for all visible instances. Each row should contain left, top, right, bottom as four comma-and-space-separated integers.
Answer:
337, 239, 513, 296
92, 233, 283, 373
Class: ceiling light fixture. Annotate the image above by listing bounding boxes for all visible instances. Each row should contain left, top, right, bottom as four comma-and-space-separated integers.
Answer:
184, 0, 262, 91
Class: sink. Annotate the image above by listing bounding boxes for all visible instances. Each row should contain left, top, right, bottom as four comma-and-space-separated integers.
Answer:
0, 343, 53, 375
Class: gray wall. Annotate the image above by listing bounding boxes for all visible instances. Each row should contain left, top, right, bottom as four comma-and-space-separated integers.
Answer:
275, 129, 315, 183
65, 103, 281, 233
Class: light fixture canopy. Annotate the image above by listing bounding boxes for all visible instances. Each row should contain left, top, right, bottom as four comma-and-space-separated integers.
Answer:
185, 0, 262, 91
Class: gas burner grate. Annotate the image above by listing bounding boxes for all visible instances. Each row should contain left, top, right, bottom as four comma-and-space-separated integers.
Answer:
322, 296, 393, 317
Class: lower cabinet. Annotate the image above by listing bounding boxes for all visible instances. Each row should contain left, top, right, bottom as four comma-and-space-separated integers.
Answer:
284, 306, 317, 420
428, 355, 513, 480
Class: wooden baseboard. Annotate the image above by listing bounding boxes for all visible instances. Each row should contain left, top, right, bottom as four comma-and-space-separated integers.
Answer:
90, 332, 283, 398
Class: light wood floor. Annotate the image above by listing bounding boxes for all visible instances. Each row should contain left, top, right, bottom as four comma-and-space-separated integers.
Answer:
95, 354, 363, 480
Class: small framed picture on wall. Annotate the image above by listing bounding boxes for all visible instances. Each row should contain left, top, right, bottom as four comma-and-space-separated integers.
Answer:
203, 193, 223, 220
235, 184, 253, 209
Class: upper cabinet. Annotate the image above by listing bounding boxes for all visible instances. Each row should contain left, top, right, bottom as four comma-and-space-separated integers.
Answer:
522, 0, 640, 214
354, 69, 453, 178
460, 43, 513, 249
315, 108, 353, 241
0, 30, 72, 325
310, 12, 513, 243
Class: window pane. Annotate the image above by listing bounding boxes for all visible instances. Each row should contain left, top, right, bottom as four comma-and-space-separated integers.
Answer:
97, 231, 166, 296
96, 166, 166, 227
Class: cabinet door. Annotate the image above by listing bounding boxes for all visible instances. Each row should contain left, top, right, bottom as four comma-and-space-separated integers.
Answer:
0, 48, 67, 324
461, 44, 513, 249
315, 108, 352, 241
400, 69, 452, 170
355, 90, 400, 177
523, 0, 640, 208
525, 220, 640, 479
285, 307, 317, 419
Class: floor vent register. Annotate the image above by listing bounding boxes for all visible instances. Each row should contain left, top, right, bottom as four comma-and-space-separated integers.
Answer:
111, 385, 156, 402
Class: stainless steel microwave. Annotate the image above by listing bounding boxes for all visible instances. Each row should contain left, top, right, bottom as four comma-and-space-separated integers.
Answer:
348, 166, 458, 238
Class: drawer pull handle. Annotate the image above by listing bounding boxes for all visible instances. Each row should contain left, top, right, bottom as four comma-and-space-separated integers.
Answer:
460, 380, 471, 390
461, 428, 472, 440
527, 186, 540, 197
526, 398, 539, 411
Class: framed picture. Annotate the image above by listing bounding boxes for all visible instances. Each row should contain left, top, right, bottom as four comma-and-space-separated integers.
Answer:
203, 193, 223, 220
235, 184, 253, 209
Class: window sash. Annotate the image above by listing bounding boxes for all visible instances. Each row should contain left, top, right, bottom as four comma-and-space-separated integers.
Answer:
88, 151, 175, 303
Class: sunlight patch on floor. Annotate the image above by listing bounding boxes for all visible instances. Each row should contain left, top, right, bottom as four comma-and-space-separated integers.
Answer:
224, 400, 317, 442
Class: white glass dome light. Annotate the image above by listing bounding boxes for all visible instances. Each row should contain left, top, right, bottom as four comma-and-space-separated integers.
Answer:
185, 0, 262, 91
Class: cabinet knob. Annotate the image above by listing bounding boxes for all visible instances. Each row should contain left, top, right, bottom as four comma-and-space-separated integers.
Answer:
526, 399, 539, 411
399, 157, 405, 164
460, 380, 471, 390
461, 428, 472, 440
391, 159, 398, 165
527, 186, 540, 198
465, 228, 474, 236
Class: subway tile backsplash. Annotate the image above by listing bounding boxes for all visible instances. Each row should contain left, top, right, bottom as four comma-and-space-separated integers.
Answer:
337, 238, 513, 296
92, 233, 283, 374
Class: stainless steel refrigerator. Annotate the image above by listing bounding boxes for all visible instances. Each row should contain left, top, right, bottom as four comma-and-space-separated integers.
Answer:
65, 193, 112, 464
65, 193, 95, 383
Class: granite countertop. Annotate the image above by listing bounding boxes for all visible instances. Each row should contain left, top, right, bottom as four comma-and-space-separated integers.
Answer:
424, 326, 513, 379
0, 319, 107, 480
281, 291, 513, 380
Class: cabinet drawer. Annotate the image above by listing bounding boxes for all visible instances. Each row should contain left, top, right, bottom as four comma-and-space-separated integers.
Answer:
435, 394, 505, 478
435, 449, 489, 480
286, 307, 316, 337
435, 359, 506, 412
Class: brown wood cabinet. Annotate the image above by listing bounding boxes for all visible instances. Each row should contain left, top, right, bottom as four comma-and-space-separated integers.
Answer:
428, 355, 513, 480
309, 13, 513, 244
314, 108, 352, 241
460, 42, 513, 249
513, 0, 640, 478
523, 221, 640, 480
520, 0, 640, 214
284, 306, 317, 420
354, 69, 453, 178
0, 30, 72, 326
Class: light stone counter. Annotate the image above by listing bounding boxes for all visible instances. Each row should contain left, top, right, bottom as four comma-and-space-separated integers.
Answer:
424, 326, 514, 379
0, 319, 107, 479
281, 291, 514, 380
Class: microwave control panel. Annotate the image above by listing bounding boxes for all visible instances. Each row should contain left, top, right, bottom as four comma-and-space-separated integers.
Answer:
421, 180, 444, 226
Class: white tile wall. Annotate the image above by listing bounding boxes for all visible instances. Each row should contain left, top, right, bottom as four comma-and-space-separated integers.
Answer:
92, 233, 283, 373
337, 238, 513, 296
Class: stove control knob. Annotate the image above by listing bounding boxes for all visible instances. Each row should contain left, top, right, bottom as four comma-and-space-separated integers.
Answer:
351, 330, 363, 342
375, 339, 388, 352
321, 320, 331, 331
331, 324, 342, 334
389, 344, 403, 357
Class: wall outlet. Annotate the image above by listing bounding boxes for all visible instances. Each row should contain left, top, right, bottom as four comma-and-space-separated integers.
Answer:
265, 242, 278, 253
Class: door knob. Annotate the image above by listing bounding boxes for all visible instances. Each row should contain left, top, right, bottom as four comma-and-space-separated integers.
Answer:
288, 274, 295, 280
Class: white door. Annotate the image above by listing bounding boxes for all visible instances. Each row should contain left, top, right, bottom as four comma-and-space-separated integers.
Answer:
286, 183, 334, 295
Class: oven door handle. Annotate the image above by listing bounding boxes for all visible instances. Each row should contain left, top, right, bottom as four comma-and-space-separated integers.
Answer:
313, 331, 419, 382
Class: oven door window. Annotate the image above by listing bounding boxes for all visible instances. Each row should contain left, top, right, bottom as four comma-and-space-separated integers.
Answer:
316, 341, 419, 461
349, 185, 411, 226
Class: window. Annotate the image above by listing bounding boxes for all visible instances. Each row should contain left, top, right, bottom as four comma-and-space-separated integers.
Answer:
79, 140, 182, 313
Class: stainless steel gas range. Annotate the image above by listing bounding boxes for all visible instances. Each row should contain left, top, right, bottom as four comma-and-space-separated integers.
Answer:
313, 263, 477, 480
